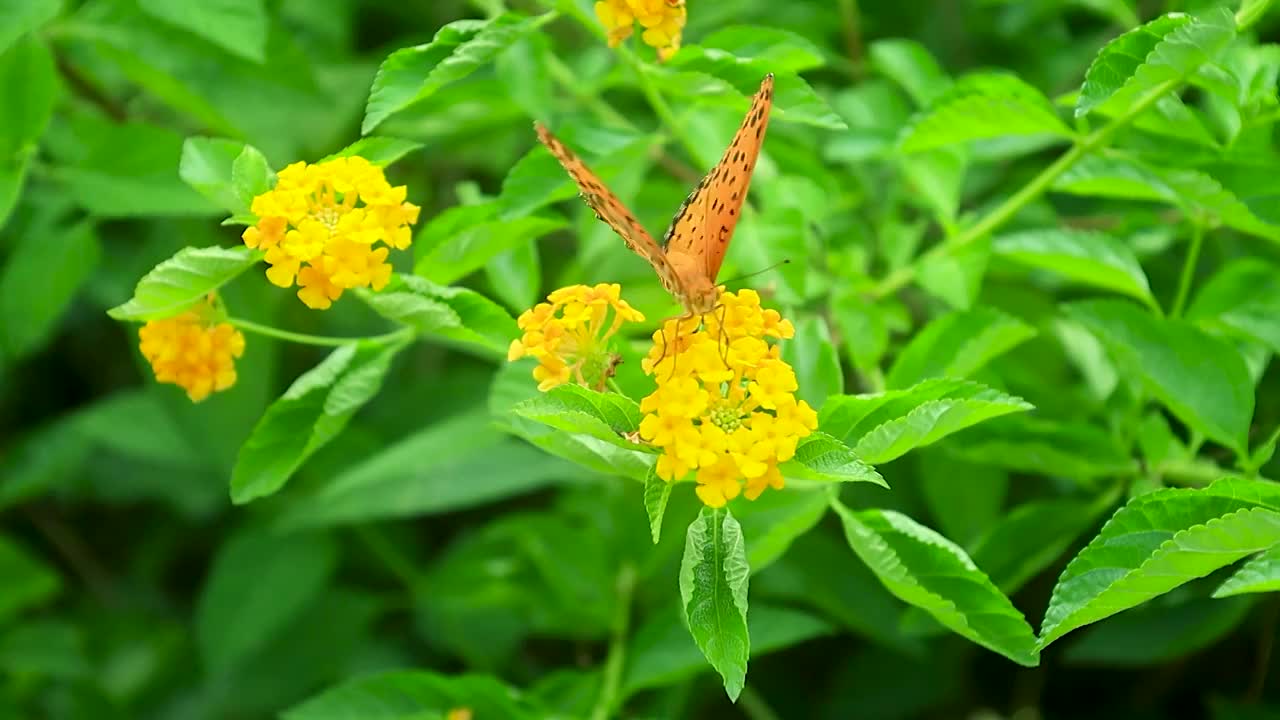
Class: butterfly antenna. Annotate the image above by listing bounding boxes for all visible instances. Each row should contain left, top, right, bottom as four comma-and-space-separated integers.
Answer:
719, 259, 792, 287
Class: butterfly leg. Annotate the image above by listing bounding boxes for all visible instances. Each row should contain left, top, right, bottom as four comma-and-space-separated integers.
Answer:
713, 303, 731, 369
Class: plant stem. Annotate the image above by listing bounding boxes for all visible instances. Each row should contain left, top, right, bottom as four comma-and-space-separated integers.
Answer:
871, 77, 1182, 299
738, 684, 784, 720
590, 563, 637, 720
1170, 220, 1204, 318
226, 317, 411, 347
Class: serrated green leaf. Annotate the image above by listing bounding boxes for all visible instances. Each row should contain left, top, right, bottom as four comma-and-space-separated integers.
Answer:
899, 72, 1071, 153
358, 274, 516, 357
284, 669, 541, 720
832, 500, 1039, 666
363, 13, 546, 134
231, 342, 405, 503
1076, 9, 1236, 117
993, 228, 1154, 306
497, 146, 578, 220
1052, 156, 1280, 242
1039, 478, 1280, 648
820, 378, 1033, 465
196, 528, 335, 674
415, 209, 565, 287
1187, 258, 1280, 352
280, 410, 579, 529
138, 0, 266, 63
1065, 299, 1254, 454
701, 26, 825, 73
644, 468, 672, 544
107, 245, 260, 321
321, 137, 424, 167
784, 432, 886, 487
657, 54, 846, 130
0, 535, 60, 624
512, 385, 651, 454
886, 308, 1036, 389
1213, 544, 1280, 597
230, 145, 273, 210
179, 137, 255, 215
679, 507, 751, 701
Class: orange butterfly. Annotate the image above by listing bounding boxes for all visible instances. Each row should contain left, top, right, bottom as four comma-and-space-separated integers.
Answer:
535, 73, 774, 318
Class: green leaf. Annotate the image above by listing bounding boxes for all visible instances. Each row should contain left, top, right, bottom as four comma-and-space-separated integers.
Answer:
0, 220, 99, 359
231, 145, 273, 209
868, 38, 951, 106
231, 342, 406, 504
179, 138, 255, 216
644, 468, 672, 544
1039, 478, 1280, 648
321, 137, 425, 167
357, 274, 515, 357
784, 432, 887, 487
946, 416, 1138, 480
280, 410, 578, 529
288, 666, 542, 717
497, 146, 577, 220
415, 210, 565, 287
970, 492, 1118, 594
48, 118, 221, 217
363, 13, 545, 134
512, 386, 650, 454
1052, 156, 1280, 242
1187, 258, 1280, 353
0, 620, 88, 679
898, 72, 1071, 152
196, 528, 336, 674
1064, 299, 1254, 454
886, 308, 1036, 389
916, 236, 990, 310
735, 486, 830, 573
1213, 544, 1280, 597
782, 315, 842, 408
138, 0, 266, 63
1076, 9, 1236, 117
820, 378, 1033, 465
679, 507, 751, 701
662, 50, 845, 130
832, 500, 1040, 666
993, 228, 1154, 306
0, 535, 60, 624
701, 26, 825, 73
0, 35, 57, 161
283, 670, 540, 720
107, 245, 260, 321
0, 0, 59, 56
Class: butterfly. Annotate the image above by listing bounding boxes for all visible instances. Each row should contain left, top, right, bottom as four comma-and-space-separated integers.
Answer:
534, 73, 774, 319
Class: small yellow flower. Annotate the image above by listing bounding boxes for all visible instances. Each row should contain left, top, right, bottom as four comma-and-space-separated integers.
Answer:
139, 312, 245, 402
508, 283, 645, 392
639, 288, 816, 507
594, 0, 686, 61
242, 156, 419, 310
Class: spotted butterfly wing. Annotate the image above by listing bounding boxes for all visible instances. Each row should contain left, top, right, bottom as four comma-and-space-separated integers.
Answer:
661, 74, 774, 314
533, 123, 685, 298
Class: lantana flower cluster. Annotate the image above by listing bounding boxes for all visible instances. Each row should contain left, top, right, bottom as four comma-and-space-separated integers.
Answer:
595, 0, 686, 61
508, 283, 645, 391
242, 156, 420, 310
139, 309, 245, 403
639, 289, 817, 507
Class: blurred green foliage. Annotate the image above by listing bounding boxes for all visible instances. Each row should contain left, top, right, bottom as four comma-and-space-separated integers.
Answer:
4, 0, 1280, 718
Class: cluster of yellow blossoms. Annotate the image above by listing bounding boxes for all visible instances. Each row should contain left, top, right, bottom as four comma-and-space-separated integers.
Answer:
595, 0, 686, 61
242, 156, 420, 310
639, 290, 817, 507
139, 310, 245, 402
508, 284, 645, 391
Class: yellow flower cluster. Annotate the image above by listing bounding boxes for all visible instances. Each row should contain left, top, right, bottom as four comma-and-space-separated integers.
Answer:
508, 284, 645, 392
595, 0, 686, 61
139, 312, 245, 402
639, 289, 817, 507
242, 156, 420, 310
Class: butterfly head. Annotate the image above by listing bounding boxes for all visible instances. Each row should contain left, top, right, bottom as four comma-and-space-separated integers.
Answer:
679, 277, 720, 316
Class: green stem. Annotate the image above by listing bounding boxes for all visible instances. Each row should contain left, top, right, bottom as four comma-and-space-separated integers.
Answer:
590, 563, 637, 720
1170, 220, 1204, 318
738, 684, 784, 720
872, 77, 1183, 299
227, 317, 411, 347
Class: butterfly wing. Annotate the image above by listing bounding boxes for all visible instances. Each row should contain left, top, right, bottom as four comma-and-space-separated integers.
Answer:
534, 123, 685, 298
661, 74, 775, 286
